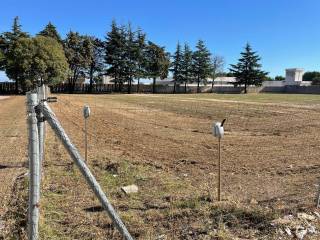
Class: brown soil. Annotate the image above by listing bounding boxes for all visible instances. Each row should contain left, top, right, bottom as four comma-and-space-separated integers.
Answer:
1, 94, 320, 239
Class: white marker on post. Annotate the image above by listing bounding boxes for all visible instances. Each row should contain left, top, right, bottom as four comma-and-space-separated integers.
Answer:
83, 105, 91, 162
212, 119, 226, 201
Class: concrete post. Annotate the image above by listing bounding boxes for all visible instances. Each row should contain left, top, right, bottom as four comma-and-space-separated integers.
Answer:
27, 92, 40, 240
41, 102, 133, 240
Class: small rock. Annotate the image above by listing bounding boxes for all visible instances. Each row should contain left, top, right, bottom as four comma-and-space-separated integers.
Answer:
295, 229, 307, 240
284, 227, 292, 236
250, 198, 258, 204
297, 212, 315, 221
313, 211, 320, 219
278, 228, 284, 235
121, 184, 138, 194
284, 214, 294, 220
156, 234, 166, 240
307, 225, 316, 234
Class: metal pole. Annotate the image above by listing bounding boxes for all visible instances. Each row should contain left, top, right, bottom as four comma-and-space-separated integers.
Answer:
27, 92, 40, 240
218, 138, 221, 201
41, 102, 133, 240
317, 179, 320, 208
85, 118, 88, 162
37, 85, 45, 171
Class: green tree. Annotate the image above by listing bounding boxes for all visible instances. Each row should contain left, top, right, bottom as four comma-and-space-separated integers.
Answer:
312, 76, 320, 85
192, 40, 212, 93
210, 55, 224, 92
135, 28, 147, 92
31, 36, 68, 84
303, 71, 320, 82
125, 23, 139, 94
4, 37, 33, 90
145, 41, 170, 93
105, 20, 127, 91
229, 43, 268, 93
85, 37, 104, 93
0, 37, 5, 70
37, 22, 62, 43
64, 31, 91, 93
181, 43, 193, 93
1, 16, 29, 92
4, 36, 67, 90
171, 42, 183, 93
275, 75, 285, 81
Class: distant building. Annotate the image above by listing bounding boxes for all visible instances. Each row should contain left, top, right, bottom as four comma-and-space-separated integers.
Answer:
285, 68, 304, 86
211, 77, 236, 86
102, 75, 114, 84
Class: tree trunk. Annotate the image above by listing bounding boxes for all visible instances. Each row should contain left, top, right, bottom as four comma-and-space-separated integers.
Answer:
152, 77, 156, 94
15, 80, 19, 94
173, 81, 176, 94
89, 66, 94, 93
197, 76, 200, 93
68, 78, 72, 94
137, 78, 140, 93
185, 82, 187, 93
128, 78, 132, 94
211, 73, 216, 93
244, 82, 247, 94
120, 81, 123, 92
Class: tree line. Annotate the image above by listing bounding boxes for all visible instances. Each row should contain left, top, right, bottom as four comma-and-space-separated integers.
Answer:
0, 17, 268, 94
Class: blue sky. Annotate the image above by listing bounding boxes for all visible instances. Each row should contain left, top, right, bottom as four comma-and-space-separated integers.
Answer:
1, 0, 320, 81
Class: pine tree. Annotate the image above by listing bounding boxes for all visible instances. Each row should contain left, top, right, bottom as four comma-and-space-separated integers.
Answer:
105, 20, 127, 91
38, 22, 62, 43
171, 42, 183, 93
1, 16, 29, 93
135, 28, 147, 93
125, 23, 139, 94
229, 43, 268, 93
192, 40, 212, 93
181, 43, 193, 93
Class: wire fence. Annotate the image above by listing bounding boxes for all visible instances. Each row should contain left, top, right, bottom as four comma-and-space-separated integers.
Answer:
24, 86, 320, 239
26, 86, 134, 240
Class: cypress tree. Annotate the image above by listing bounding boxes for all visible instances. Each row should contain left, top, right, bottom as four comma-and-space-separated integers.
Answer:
171, 42, 183, 93
2, 16, 29, 93
135, 28, 147, 93
38, 22, 62, 43
229, 43, 268, 93
181, 43, 193, 93
125, 23, 138, 94
105, 20, 127, 91
192, 40, 212, 93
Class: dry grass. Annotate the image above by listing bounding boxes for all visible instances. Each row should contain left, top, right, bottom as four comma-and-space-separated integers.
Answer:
1, 93, 320, 239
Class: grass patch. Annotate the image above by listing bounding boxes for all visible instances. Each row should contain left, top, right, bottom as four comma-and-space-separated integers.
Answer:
210, 202, 276, 234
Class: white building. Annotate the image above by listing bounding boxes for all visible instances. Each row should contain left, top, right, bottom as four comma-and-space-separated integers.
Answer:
285, 68, 304, 86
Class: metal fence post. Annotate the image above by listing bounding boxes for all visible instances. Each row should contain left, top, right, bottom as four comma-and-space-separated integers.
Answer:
37, 85, 46, 172
41, 102, 134, 240
27, 92, 40, 240
317, 179, 320, 208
